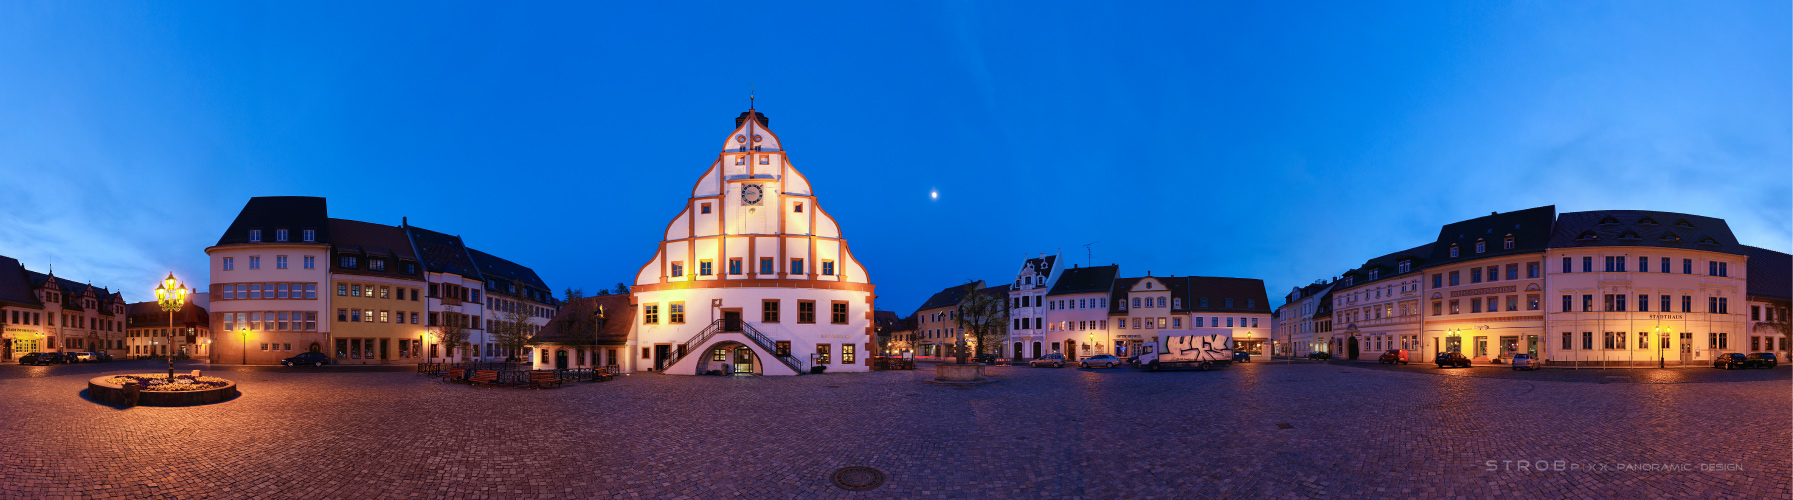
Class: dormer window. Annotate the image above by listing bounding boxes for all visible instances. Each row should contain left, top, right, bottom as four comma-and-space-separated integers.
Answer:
1200, 297, 1209, 307
1173, 298, 1182, 309
340, 256, 358, 269
1369, 270, 1380, 280
1576, 230, 1599, 241
249, 229, 262, 242
1503, 235, 1514, 250
1698, 237, 1718, 246
1449, 245, 1459, 258
403, 262, 417, 274
1659, 232, 1681, 242
1397, 260, 1412, 273
369, 259, 387, 272
1637, 216, 1658, 225
1024, 276, 1032, 285
303, 229, 315, 242
1618, 230, 1641, 240
1674, 219, 1694, 228
1475, 240, 1486, 253
1598, 216, 1620, 225
275, 229, 289, 242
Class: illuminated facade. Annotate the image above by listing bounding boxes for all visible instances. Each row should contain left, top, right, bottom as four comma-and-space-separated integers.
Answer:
1744, 245, 1790, 357
1329, 244, 1430, 360
1413, 207, 1554, 364
1275, 281, 1333, 357
1108, 275, 1272, 359
0, 256, 128, 361
125, 301, 210, 359
1542, 211, 1749, 366
631, 109, 875, 375
1004, 253, 1060, 360
1043, 265, 1117, 361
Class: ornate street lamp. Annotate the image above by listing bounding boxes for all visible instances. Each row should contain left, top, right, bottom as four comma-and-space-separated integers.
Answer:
1654, 325, 1673, 369
239, 326, 250, 365
153, 273, 189, 382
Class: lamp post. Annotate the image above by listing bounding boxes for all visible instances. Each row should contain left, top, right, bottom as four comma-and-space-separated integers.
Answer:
153, 273, 189, 382
1654, 325, 1672, 369
239, 326, 249, 365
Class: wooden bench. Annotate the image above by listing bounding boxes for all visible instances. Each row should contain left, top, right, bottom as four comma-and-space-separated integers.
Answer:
440, 368, 466, 383
528, 371, 563, 389
594, 369, 617, 382
469, 370, 501, 386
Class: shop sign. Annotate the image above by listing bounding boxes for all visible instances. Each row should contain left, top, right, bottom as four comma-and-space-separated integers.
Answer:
1648, 314, 1684, 320
1449, 285, 1516, 298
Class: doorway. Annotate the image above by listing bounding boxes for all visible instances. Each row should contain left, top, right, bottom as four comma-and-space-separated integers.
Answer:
1347, 336, 1360, 360
1679, 332, 1693, 364
1013, 342, 1023, 361
654, 344, 672, 371
1031, 342, 1041, 359
722, 310, 743, 332
555, 349, 568, 370
733, 347, 754, 374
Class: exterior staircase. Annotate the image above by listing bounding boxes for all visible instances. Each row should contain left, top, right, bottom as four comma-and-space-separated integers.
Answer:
665, 319, 809, 375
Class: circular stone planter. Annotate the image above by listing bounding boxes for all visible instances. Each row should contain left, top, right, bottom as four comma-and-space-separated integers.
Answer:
88, 375, 239, 407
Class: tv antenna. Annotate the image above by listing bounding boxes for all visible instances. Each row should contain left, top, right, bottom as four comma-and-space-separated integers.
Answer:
1082, 242, 1096, 267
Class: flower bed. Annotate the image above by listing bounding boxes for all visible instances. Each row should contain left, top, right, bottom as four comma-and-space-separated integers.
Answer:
88, 374, 238, 407
106, 374, 232, 392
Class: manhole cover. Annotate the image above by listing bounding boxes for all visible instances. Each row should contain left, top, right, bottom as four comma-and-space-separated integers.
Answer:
1276, 423, 1294, 429
831, 466, 885, 491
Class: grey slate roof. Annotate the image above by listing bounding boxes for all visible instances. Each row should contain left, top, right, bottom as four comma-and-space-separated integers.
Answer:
1340, 243, 1433, 290
1745, 245, 1791, 301
1047, 265, 1119, 296
1549, 210, 1747, 256
1179, 277, 1272, 314
915, 281, 981, 313
530, 294, 630, 345
468, 248, 554, 305
215, 197, 330, 246
0, 256, 44, 309
1427, 205, 1556, 266
405, 225, 482, 279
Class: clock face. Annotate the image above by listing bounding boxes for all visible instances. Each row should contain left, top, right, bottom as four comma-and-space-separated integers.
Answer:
741, 184, 764, 205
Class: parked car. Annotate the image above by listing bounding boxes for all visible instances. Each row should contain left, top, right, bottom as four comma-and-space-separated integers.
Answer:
92, 352, 114, 362
67, 352, 97, 363
1307, 352, 1332, 360
1745, 353, 1778, 369
1378, 349, 1409, 365
1510, 353, 1541, 371
1079, 354, 1122, 369
973, 353, 998, 365
19, 352, 64, 365
1233, 351, 1251, 363
1029, 353, 1067, 368
1435, 352, 1471, 368
1713, 353, 1747, 370
282, 352, 332, 367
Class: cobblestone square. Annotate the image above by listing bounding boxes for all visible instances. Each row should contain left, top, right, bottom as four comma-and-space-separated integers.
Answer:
0, 360, 1787, 499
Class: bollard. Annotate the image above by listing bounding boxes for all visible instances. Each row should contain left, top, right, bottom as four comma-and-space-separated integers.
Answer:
123, 382, 141, 408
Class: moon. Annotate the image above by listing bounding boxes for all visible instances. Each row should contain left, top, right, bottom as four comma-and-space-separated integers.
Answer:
930, 189, 939, 201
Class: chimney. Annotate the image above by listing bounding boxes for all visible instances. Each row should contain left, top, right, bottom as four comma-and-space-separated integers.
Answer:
402, 216, 408, 227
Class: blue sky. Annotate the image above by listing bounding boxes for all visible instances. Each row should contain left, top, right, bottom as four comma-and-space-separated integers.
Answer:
0, 1, 1786, 312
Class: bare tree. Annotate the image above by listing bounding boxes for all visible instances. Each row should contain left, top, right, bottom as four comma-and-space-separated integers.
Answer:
954, 281, 1009, 364
431, 313, 472, 363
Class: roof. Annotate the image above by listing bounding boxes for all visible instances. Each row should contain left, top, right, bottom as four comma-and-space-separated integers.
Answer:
1047, 265, 1119, 296
979, 284, 1012, 300
1427, 205, 1556, 266
874, 310, 916, 332
215, 196, 330, 246
405, 225, 482, 279
468, 248, 552, 301
530, 295, 632, 345
0, 255, 43, 308
125, 301, 210, 328
1340, 243, 1433, 290
1178, 277, 1272, 313
1745, 245, 1791, 301
1548, 210, 1747, 257
1026, 255, 1057, 278
328, 218, 418, 260
915, 281, 981, 313
1107, 277, 1144, 313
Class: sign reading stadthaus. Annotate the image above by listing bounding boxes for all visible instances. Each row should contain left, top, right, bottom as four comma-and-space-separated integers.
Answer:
1449, 285, 1516, 298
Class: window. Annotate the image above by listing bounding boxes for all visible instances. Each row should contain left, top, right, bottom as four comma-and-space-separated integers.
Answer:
340, 256, 357, 269
699, 260, 713, 276
821, 260, 835, 276
831, 302, 848, 324
1583, 332, 1593, 350
369, 259, 386, 272
1528, 262, 1539, 279
1527, 294, 1539, 311
1583, 257, 1593, 273
760, 258, 775, 275
1471, 299, 1481, 313
669, 302, 684, 323
1506, 264, 1518, 280
1449, 272, 1459, 286
249, 229, 262, 242
1682, 258, 1692, 274
1661, 295, 1671, 313
222, 257, 234, 270
759, 154, 769, 165
842, 344, 855, 364
791, 258, 804, 275
1449, 300, 1460, 314
1506, 296, 1518, 312
1637, 295, 1649, 312
1475, 240, 1485, 253
1561, 257, 1571, 274
816, 344, 830, 364
1562, 332, 1572, 350
1432, 273, 1442, 288
1450, 245, 1459, 258
700, 203, 711, 214
793, 202, 804, 213
1503, 236, 1514, 249
303, 256, 315, 269
276, 255, 288, 269
303, 229, 315, 242
1471, 268, 1482, 284
1681, 295, 1692, 312
729, 258, 743, 275
249, 256, 261, 269
798, 301, 816, 323
670, 261, 683, 277
1583, 294, 1594, 312
644, 304, 659, 324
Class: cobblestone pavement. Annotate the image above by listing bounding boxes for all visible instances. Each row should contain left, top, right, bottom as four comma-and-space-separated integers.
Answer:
1261, 358, 1793, 384
1, 362, 1786, 499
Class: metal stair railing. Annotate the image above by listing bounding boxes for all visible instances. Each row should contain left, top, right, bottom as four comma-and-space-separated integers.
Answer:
738, 322, 808, 374
665, 320, 725, 369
